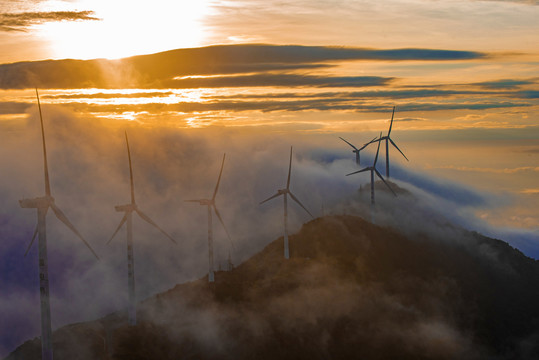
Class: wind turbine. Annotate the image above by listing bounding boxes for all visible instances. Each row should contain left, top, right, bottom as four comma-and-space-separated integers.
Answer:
339, 135, 378, 165
107, 131, 177, 326
260, 147, 314, 259
185, 153, 232, 283
346, 133, 397, 204
20, 89, 99, 360
377, 106, 408, 177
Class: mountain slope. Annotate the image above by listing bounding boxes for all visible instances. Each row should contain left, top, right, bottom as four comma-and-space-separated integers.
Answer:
7, 215, 539, 360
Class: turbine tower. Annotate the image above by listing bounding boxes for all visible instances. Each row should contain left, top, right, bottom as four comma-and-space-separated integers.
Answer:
377, 106, 408, 177
185, 153, 232, 283
20, 89, 99, 360
339, 136, 378, 165
260, 147, 314, 259
108, 132, 177, 326
346, 133, 397, 204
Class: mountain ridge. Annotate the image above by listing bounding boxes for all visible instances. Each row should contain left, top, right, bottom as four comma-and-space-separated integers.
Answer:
6, 213, 539, 360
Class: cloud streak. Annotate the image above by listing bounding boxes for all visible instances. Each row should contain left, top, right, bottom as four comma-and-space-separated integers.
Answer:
0, 11, 100, 32
168, 74, 393, 89
427, 165, 539, 174
474, 78, 538, 89
209, 89, 492, 100
1, 99, 531, 119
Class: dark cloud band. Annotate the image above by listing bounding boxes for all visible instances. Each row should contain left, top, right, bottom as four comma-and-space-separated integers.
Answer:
168, 74, 393, 89
0, 11, 99, 32
14, 99, 526, 115
0, 44, 487, 90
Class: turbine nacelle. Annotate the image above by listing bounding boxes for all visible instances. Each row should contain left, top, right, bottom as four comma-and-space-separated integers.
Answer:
340, 136, 379, 166
19, 195, 55, 209
185, 199, 214, 206
114, 203, 137, 212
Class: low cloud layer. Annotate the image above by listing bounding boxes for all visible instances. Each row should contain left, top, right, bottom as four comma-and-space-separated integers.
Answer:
1, 106, 537, 357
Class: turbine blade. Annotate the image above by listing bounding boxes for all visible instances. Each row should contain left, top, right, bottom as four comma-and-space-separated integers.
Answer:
212, 153, 226, 200
135, 208, 177, 244
359, 136, 378, 151
374, 132, 382, 165
260, 192, 281, 205
107, 213, 128, 245
50, 203, 99, 260
289, 192, 314, 219
125, 131, 136, 205
339, 137, 359, 151
286, 146, 293, 189
24, 224, 39, 257
388, 106, 395, 136
346, 167, 370, 176
213, 205, 234, 249
36, 89, 51, 197
375, 169, 397, 197
389, 138, 409, 161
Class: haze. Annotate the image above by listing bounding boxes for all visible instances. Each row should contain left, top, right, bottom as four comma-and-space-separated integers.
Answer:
0, 0, 538, 357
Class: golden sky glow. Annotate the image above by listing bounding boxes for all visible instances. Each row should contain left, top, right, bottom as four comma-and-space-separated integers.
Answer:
0, 0, 537, 233
1, 0, 538, 62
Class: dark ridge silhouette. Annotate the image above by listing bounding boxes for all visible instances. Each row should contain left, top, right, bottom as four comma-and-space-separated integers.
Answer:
0, 44, 486, 90
6, 215, 539, 360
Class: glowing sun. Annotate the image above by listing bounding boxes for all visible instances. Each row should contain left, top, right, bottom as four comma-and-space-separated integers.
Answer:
38, 0, 212, 60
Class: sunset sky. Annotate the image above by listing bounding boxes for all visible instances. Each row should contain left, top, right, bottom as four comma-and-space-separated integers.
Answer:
0, 0, 538, 356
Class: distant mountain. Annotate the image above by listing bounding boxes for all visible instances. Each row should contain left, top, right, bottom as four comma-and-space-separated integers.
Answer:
7, 213, 539, 360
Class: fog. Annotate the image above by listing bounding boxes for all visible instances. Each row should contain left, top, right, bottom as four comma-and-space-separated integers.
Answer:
0, 105, 536, 357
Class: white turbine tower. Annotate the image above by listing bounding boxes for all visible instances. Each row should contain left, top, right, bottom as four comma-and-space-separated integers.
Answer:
260, 147, 314, 259
346, 133, 397, 204
377, 106, 408, 177
185, 153, 232, 283
20, 89, 99, 360
339, 135, 378, 165
107, 131, 177, 326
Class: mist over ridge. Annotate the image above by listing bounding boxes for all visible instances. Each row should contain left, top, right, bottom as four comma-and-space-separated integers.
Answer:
6, 210, 539, 359
0, 104, 537, 358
